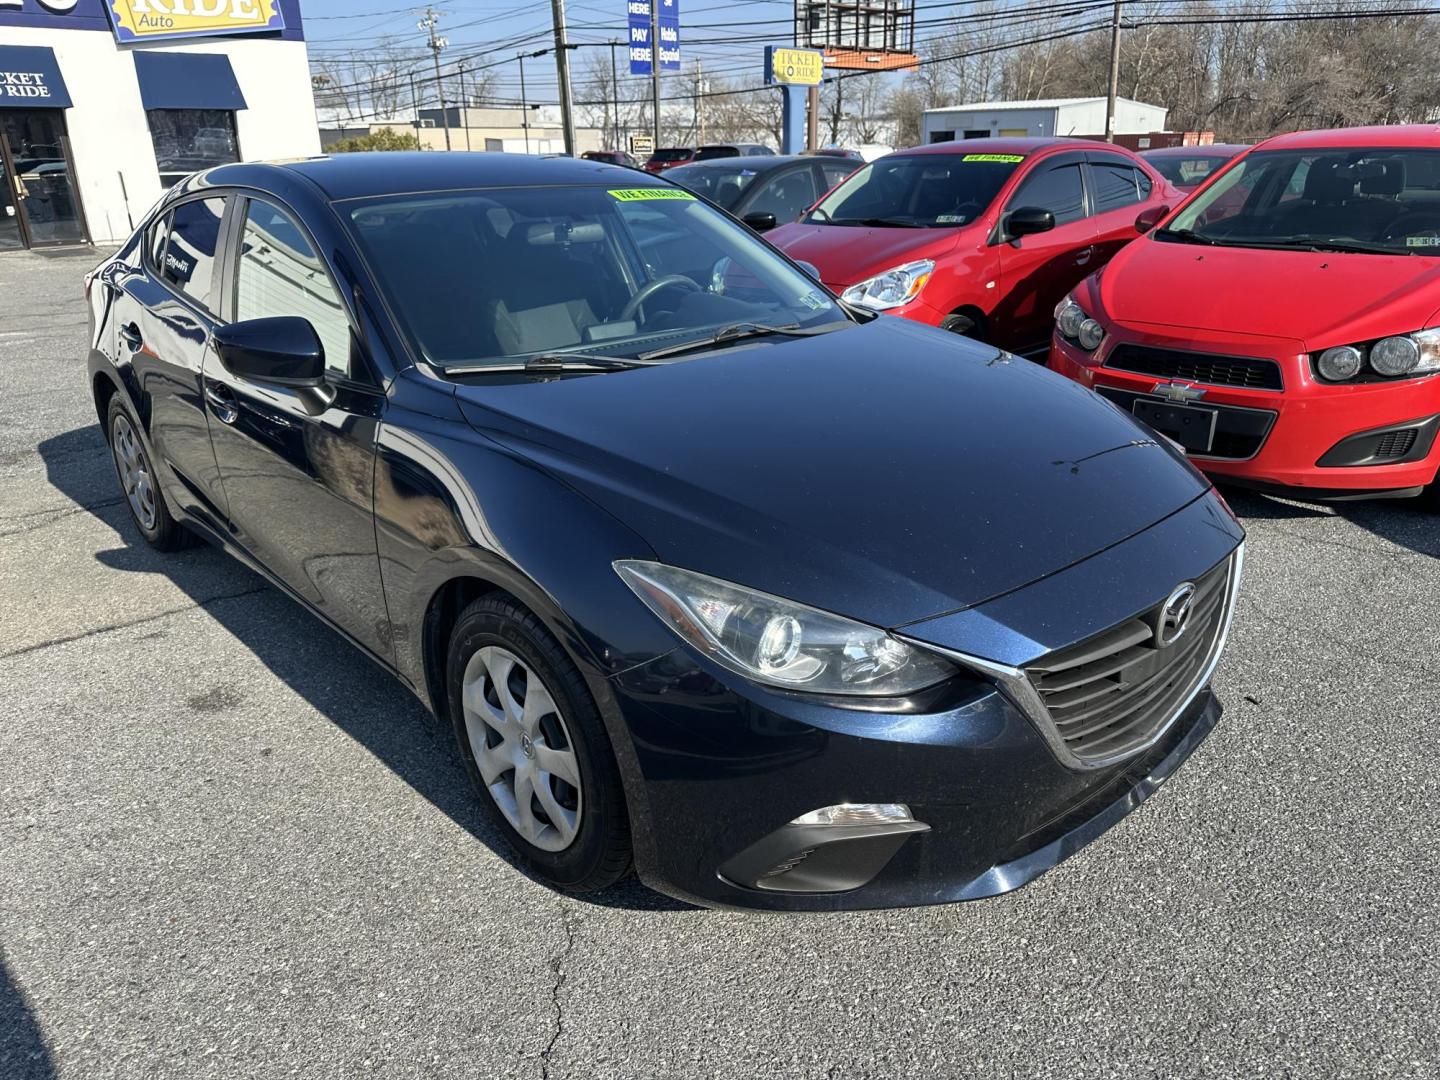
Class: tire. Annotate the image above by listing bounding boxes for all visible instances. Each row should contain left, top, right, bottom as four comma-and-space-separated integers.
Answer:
940, 312, 983, 340
447, 594, 632, 892
106, 395, 192, 551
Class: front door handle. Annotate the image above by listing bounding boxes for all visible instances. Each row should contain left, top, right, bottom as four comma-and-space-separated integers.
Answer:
203, 379, 238, 424
1075, 245, 1096, 265
119, 322, 142, 351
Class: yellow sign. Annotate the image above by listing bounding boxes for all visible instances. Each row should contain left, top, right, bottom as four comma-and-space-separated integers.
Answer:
962, 153, 1025, 163
107, 0, 285, 43
608, 189, 697, 202
769, 47, 823, 87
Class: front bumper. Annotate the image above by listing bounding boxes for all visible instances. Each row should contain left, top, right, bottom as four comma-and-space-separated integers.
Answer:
1050, 330, 1440, 495
604, 492, 1243, 911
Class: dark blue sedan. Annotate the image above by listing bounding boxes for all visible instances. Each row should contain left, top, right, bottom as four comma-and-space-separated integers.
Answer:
85, 152, 1244, 910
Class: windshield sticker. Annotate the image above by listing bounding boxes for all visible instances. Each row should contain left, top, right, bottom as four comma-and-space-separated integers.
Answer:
608, 188, 697, 202
1406, 236, 1440, 247
961, 153, 1024, 163
799, 291, 828, 310
935, 213, 968, 224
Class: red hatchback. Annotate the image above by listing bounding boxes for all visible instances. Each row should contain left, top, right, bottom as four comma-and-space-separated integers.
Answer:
1050, 125, 1440, 499
767, 137, 1175, 356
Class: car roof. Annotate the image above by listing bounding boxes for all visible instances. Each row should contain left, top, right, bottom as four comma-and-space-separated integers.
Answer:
196, 152, 657, 202
668, 155, 811, 173
1255, 124, 1440, 151
1141, 144, 1248, 157
894, 136, 1120, 158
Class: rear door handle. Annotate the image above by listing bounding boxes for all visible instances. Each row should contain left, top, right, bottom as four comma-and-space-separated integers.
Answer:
203, 379, 238, 424
119, 322, 142, 351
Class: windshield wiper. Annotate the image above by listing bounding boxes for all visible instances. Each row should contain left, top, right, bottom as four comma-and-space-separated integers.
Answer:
444, 351, 647, 376
1155, 227, 1221, 245
637, 321, 843, 362
1280, 236, 1416, 256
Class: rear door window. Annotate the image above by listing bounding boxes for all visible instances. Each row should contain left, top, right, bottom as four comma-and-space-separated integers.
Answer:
158, 196, 227, 313
745, 166, 818, 222
1090, 160, 1149, 212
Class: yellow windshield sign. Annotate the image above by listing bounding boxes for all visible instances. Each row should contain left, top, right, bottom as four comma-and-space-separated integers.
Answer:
961, 153, 1025, 163
107, 0, 285, 42
608, 188, 697, 202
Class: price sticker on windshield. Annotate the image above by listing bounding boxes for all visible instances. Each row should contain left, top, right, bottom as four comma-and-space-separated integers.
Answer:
608, 189, 697, 202
961, 154, 1024, 163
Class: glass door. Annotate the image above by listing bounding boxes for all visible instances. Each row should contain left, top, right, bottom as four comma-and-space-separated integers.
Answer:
0, 135, 23, 250
0, 110, 89, 247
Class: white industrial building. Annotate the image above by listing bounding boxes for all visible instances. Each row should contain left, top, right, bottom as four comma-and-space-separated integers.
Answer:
921, 97, 1169, 144
0, 0, 320, 248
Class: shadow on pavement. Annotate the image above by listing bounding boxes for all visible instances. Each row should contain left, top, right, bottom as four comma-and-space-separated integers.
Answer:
0, 954, 54, 1080
1222, 485, 1440, 558
36, 424, 689, 913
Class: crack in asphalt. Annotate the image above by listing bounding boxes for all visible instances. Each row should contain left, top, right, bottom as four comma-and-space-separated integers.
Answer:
539, 909, 577, 1080
0, 586, 269, 660
0, 498, 125, 538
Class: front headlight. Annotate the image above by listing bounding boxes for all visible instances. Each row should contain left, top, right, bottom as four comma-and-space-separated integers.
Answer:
615, 561, 956, 696
1314, 328, 1440, 382
840, 260, 934, 311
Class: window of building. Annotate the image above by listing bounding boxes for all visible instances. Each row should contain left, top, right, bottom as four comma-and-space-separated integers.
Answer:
158, 197, 227, 312
234, 199, 353, 378
146, 110, 240, 189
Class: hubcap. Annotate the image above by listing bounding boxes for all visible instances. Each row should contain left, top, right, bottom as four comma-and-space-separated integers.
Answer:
461, 646, 582, 852
111, 413, 157, 531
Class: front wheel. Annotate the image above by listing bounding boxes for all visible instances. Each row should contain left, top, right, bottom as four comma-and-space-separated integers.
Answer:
447, 595, 632, 892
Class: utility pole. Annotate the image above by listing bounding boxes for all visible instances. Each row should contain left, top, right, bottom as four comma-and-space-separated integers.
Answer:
408, 73, 421, 146
519, 52, 531, 154
550, 0, 577, 155
1104, 0, 1122, 142
458, 59, 471, 151
609, 39, 622, 152
418, 7, 451, 151
694, 59, 703, 144
649, 0, 661, 149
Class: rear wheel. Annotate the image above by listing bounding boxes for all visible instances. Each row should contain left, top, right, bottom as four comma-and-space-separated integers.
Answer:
447, 595, 631, 891
106, 396, 191, 551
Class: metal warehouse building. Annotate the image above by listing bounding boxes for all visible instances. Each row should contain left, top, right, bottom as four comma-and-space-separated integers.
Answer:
0, 0, 319, 248
921, 97, 1169, 143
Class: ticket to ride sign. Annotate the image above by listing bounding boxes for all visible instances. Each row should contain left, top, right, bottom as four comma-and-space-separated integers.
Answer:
107, 0, 285, 42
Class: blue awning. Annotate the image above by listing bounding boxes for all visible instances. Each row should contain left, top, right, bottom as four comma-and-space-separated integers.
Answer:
133, 52, 246, 112
0, 45, 73, 110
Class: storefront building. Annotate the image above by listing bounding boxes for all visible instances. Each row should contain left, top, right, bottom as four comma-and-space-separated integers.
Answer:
0, 0, 318, 248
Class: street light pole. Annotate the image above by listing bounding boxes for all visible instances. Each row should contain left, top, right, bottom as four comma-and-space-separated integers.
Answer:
649, 0, 661, 149
418, 7, 451, 151
550, 0, 577, 155
458, 59, 471, 151
519, 53, 531, 154
609, 39, 622, 152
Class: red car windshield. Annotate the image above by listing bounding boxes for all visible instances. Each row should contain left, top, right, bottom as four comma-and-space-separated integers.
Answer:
806, 153, 1021, 228
1162, 147, 1440, 256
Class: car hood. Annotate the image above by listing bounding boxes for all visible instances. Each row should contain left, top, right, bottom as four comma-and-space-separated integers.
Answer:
768, 222, 960, 289
1100, 237, 1440, 347
452, 317, 1210, 629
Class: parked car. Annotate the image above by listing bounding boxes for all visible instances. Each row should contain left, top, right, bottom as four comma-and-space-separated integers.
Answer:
804, 147, 865, 162
87, 152, 1243, 910
643, 147, 694, 173
581, 149, 640, 169
693, 143, 775, 161
1052, 125, 1440, 500
767, 137, 1176, 357
1141, 144, 1247, 191
666, 154, 857, 232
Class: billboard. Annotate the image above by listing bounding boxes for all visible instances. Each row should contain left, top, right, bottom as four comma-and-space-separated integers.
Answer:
106, 0, 285, 43
793, 0, 916, 71
628, 0, 679, 76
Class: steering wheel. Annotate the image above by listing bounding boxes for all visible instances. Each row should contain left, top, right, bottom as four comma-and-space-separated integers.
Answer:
620, 274, 702, 323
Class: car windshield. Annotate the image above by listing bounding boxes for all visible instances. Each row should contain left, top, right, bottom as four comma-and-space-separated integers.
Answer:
805, 153, 1022, 228
1162, 147, 1440, 255
665, 162, 765, 209
345, 185, 847, 369
1148, 153, 1234, 188
650, 149, 690, 163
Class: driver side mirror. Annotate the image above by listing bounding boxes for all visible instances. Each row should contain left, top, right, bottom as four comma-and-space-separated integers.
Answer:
742, 211, 778, 232
1005, 206, 1056, 241
1135, 205, 1170, 233
213, 316, 326, 388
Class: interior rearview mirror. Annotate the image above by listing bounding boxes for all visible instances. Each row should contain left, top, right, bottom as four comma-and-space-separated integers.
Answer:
1135, 205, 1170, 233
212, 316, 326, 388
742, 211, 778, 232
1006, 206, 1056, 239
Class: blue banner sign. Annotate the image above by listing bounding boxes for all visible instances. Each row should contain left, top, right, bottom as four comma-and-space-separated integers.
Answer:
627, 0, 679, 76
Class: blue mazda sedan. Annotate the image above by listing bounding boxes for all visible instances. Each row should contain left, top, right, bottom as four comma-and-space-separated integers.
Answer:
85, 153, 1244, 910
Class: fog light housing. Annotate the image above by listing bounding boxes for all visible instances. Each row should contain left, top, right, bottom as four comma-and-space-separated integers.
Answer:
1317, 345, 1364, 381
1078, 318, 1105, 351
1371, 335, 1421, 377
791, 803, 914, 827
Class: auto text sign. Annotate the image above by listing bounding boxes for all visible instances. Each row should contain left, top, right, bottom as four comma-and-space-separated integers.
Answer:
627, 0, 679, 76
765, 46, 823, 86
107, 0, 284, 42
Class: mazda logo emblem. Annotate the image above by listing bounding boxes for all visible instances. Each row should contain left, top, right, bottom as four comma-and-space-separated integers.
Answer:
1157, 582, 1196, 647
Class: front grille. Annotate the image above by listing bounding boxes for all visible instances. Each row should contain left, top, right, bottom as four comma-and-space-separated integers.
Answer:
1024, 557, 1234, 767
1375, 428, 1419, 459
1107, 344, 1283, 391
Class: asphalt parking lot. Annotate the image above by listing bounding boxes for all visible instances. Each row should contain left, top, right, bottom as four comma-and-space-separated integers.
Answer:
2, 246, 1438, 1080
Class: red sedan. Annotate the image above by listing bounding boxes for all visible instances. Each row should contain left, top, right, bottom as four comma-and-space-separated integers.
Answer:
1050, 124, 1440, 499
767, 137, 1177, 356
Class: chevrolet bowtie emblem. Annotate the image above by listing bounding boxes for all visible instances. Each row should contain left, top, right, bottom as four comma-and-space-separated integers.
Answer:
1153, 380, 1207, 402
